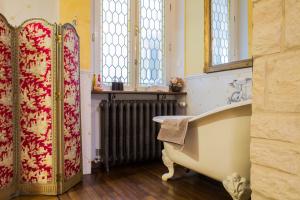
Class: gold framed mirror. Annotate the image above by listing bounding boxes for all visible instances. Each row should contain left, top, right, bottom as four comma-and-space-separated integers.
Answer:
204, 0, 253, 73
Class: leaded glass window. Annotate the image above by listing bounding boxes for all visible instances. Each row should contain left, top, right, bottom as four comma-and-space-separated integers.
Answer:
98, 0, 165, 87
101, 0, 130, 83
139, 0, 164, 85
211, 0, 229, 65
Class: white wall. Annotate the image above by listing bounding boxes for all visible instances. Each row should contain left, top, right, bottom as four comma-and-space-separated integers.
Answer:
80, 71, 93, 174
165, 0, 185, 80
185, 68, 252, 115
0, 0, 59, 25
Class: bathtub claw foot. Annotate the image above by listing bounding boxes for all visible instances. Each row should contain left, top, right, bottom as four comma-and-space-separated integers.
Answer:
162, 149, 174, 181
222, 173, 251, 200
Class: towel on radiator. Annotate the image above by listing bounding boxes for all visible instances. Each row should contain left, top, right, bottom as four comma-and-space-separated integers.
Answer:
157, 117, 190, 146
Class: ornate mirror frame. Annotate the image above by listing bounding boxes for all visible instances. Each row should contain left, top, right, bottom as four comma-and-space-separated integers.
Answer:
204, 0, 253, 73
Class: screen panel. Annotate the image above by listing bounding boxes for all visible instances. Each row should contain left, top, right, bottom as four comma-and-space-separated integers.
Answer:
0, 14, 14, 190
18, 19, 56, 184
62, 24, 81, 181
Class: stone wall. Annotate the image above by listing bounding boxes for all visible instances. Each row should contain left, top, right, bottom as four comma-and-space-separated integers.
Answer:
251, 0, 300, 199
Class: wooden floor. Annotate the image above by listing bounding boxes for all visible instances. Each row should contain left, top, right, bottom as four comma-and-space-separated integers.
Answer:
14, 162, 232, 200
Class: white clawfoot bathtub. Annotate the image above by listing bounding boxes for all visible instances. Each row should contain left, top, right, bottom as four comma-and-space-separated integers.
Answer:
153, 100, 252, 200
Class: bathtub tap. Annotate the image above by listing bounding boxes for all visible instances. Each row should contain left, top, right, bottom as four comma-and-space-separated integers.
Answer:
153, 100, 252, 200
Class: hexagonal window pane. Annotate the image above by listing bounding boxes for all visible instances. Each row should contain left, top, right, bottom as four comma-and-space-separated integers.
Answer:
116, 2, 122, 14
105, 11, 112, 22
116, 45, 122, 56
116, 24, 122, 35
103, 65, 109, 77
116, 67, 122, 78
119, 56, 125, 67
109, 45, 116, 56
109, 1, 116, 12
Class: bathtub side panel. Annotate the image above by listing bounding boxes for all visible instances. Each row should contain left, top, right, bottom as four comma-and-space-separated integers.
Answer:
164, 105, 251, 181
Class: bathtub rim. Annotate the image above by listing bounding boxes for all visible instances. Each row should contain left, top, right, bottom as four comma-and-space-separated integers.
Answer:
153, 100, 252, 123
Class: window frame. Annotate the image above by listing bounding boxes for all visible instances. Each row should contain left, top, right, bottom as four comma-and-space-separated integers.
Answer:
204, 0, 253, 73
92, 0, 168, 90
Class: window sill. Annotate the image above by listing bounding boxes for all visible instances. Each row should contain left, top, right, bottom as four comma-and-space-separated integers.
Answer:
91, 90, 187, 96
205, 58, 253, 73
91, 90, 187, 101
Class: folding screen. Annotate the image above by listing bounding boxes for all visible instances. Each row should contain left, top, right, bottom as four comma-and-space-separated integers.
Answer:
0, 14, 81, 199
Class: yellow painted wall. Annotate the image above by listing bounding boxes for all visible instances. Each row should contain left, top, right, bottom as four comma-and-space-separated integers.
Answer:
60, 0, 91, 71
185, 0, 205, 76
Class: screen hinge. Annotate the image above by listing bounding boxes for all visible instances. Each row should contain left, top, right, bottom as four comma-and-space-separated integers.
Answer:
135, 25, 139, 36
56, 92, 61, 101
56, 34, 62, 44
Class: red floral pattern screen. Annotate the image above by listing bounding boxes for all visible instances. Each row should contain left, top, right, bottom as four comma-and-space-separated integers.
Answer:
18, 20, 54, 183
0, 16, 82, 191
0, 16, 14, 189
63, 25, 81, 180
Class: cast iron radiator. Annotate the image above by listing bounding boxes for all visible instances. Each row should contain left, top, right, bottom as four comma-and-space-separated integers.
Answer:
100, 100, 178, 171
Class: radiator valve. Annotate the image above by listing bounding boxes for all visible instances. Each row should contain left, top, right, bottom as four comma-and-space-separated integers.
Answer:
179, 102, 187, 108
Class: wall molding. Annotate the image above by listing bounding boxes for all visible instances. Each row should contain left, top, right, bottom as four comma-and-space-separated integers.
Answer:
184, 67, 253, 80
185, 68, 252, 81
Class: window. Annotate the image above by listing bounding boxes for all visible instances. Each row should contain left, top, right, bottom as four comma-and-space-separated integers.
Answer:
204, 0, 253, 73
94, 0, 165, 88
211, 0, 229, 65
101, 0, 130, 83
139, 0, 164, 85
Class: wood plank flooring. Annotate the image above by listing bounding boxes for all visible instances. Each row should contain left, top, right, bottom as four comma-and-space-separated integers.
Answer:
13, 162, 232, 200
